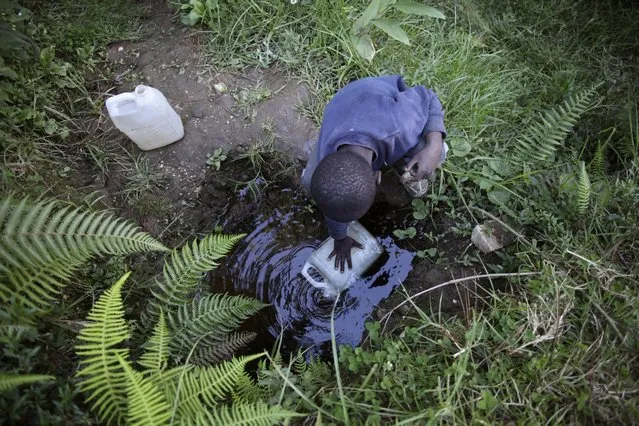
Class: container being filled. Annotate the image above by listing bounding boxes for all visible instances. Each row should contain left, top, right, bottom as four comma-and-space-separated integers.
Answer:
106, 85, 184, 151
301, 221, 383, 298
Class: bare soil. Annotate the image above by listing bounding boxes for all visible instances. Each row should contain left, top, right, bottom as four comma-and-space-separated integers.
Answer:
101, 1, 316, 231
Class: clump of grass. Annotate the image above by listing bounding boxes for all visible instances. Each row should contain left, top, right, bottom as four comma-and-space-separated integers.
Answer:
117, 153, 167, 203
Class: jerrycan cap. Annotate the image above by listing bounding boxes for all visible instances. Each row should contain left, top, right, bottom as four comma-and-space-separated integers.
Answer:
134, 85, 148, 96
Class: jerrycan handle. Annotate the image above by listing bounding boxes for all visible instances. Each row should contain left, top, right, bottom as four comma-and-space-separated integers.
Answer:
301, 262, 327, 289
107, 92, 138, 116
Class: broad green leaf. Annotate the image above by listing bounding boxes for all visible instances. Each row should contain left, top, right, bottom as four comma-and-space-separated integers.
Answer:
449, 138, 472, 157
352, 34, 376, 62
486, 158, 512, 176
353, 0, 381, 33
393, 0, 446, 19
487, 189, 511, 206
372, 19, 410, 45
477, 178, 494, 191
182, 11, 201, 26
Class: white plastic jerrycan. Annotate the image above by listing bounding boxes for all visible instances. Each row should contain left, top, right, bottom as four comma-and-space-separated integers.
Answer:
106, 85, 184, 151
301, 221, 383, 298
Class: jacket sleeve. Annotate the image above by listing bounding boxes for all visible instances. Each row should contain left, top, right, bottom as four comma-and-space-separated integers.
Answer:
397, 76, 447, 139
325, 216, 349, 240
418, 87, 447, 138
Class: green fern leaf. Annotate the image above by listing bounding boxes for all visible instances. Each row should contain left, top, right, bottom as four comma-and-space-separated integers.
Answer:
0, 373, 55, 392
138, 311, 169, 371
577, 161, 591, 214
116, 354, 171, 426
513, 86, 597, 164
208, 401, 302, 426
167, 294, 266, 360
292, 350, 308, 374
192, 331, 257, 365
147, 233, 245, 320
76, 273, 132, 425
231, 371, 265, 404
0, 197, 169, 308
169, 353, 264, 421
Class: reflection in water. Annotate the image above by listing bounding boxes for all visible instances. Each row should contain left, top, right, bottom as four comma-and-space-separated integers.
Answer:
217, 204, 414, 356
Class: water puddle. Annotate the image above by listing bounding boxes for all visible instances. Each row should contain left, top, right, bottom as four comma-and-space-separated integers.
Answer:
212, 189, 415, 356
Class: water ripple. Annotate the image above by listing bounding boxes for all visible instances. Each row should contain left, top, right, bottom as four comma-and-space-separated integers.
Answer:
220, 206, 414, 355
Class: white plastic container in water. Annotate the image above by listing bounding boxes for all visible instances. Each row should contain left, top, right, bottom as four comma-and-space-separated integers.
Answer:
301, 221, 383, 298
105, 85, 184, 151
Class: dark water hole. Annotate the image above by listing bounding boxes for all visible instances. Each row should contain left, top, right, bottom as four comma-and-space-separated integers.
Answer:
210, 184, 415, 357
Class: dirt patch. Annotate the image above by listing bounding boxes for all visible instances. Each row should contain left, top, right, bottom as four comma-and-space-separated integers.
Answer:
102, 0, 317, 220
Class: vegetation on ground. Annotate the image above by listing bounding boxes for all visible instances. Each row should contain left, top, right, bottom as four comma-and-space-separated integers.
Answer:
1, 0, 638, 424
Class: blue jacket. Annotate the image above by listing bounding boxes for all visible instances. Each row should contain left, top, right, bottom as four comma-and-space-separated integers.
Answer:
316, 75, 447, 239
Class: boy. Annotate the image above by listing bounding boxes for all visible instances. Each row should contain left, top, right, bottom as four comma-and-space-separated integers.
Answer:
302, 75, 447, 272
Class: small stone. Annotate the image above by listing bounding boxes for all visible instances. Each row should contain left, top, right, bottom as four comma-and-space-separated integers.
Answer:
214, 82, 228, 93
471, 219, 517, 253
219, 94, 235, 108
191, 103, 207, 119
398, 304, 412, 315
374, 308, 388, 320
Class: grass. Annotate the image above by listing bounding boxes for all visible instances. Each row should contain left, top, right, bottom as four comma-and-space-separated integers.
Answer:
183, 0, 639, 423
118, 152, 168, 203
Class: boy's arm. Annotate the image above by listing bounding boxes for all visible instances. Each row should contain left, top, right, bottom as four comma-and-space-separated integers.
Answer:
325, 216, 348, 240
325, 216, 362, 272
422, 89, 446, 138
405, 131, 444, 179
403, 85, 447, 179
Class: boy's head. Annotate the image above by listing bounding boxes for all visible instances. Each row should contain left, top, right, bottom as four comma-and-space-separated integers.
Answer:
310, 151, 376, 222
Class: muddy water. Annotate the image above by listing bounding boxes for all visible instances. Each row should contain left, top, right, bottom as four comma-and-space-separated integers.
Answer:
212, 188, 414, 356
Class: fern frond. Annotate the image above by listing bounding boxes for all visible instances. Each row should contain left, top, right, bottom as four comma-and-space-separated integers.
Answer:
76, 273, 132, 425
0, 323, 36, 339
191, 332, 257, 365
208, 401, 302, 426
116, 354, 171, 426
168, 294, 265, 359
138, 311, 169, 371
292, 350, 308, 375
301, 359, 333, 394
170, 353, 264, 421
232, 372, 265, 404
590, 141, 606, 177
513, 86, 597, 163
0, 197, 169, 308
577, 161, 591, 214
0, 374, 55, 392
149, 233, 245, 317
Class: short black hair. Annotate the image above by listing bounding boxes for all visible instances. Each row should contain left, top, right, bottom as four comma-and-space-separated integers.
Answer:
310, 151, 376, 222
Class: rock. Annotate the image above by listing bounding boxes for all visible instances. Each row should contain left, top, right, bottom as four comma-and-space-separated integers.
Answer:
190, 103, 207, 119
471, 219, 517, 253
398, 304, 412, 315
219, 94, 235, 109
213, 82, 228, 93
374, 308, 388, 320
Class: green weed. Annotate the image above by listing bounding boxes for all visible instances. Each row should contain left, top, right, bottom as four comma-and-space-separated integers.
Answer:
186, 0, 639, 423
118, 153, 167, 203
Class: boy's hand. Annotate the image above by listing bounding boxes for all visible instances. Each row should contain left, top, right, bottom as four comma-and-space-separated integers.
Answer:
328, 236, 364, 272
405, 132, 443, 180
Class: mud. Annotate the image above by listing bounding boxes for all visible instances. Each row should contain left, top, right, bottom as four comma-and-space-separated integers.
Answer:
103, 0, 316, 219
